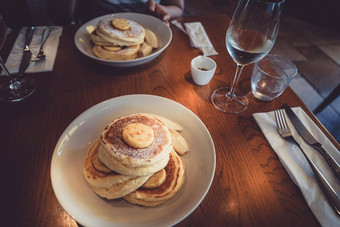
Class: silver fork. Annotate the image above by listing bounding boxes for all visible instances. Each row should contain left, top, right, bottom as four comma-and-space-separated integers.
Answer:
274, 109, 340, 215
32, 28, 51, 62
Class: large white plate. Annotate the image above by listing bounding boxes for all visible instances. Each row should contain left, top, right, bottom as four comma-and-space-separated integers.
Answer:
51, 94, 216, 227
74, 13, 172, 67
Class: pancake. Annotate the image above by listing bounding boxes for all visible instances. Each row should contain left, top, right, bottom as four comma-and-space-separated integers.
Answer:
124, 150, 185, 207
142, 168, 166, 189
96, 15, 145, 46
98, 145, 170, 176
92, 147, 112, 173
90, 30, 115, 46
92, 44, 140, 61
83, 140, 151, 199
100, 113, 172, 168
91, 174, 151, 199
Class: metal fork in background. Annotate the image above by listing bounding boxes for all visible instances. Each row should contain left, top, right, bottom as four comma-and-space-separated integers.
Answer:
32, 28, 51, 62
274, 109, 340, 215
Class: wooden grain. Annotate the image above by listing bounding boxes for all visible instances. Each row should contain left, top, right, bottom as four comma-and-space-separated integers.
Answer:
1, 14, 337, 226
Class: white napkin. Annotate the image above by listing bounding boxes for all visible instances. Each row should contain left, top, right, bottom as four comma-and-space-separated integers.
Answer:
253, 107, 340, 227
171, 20, 218, 57
1, 26, 62, 75
171, 19, 188, 35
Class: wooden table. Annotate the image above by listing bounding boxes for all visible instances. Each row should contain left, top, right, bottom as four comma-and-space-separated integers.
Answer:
0, 14, 338, 226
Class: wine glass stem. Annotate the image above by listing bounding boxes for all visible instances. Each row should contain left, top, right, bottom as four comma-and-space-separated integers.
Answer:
228, 64, 244, 98
0, 56, 21, 91
0, 56, 11, 77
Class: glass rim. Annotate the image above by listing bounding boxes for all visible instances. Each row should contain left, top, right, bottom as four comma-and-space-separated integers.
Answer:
255, 54, 298, 79
254, 0, 286, 4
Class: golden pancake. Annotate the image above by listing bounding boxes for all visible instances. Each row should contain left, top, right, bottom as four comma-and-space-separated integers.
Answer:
100, 113, 172, 168
83, 140, 151, 199
142, 168, 166, 189
92, 147, 112, 173
103, 45, 122, 51
123, 150, 185, 207
90, 30, 115, 46
91, 16, 159, 60
92, 44, 140, 61
96, 15, 145, 46
91, 174, 150, 199
98, 145, 170, 176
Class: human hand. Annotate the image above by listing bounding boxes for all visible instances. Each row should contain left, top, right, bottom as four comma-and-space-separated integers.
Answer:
147, 0, 171, 25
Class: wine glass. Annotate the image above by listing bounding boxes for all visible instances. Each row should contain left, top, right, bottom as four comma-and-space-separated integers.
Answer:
211, 0, 285, 113
0, 14, 37, 102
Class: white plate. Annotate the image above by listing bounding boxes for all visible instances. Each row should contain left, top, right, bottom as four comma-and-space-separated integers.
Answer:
51, 94, 216, 227
74, 13, 172, 67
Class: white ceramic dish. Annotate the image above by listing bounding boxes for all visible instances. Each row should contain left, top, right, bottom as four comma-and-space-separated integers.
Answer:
74, 13, 172, 67
51, 94, 216, 227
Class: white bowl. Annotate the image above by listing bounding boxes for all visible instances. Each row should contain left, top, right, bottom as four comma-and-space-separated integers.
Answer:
74, 13, 172, 67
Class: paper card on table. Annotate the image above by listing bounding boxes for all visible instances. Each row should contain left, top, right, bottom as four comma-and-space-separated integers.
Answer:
183, 22, 218, 57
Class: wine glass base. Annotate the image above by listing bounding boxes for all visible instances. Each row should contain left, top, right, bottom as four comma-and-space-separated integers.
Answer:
0, 77, 37, 102
211, 87, 249, 113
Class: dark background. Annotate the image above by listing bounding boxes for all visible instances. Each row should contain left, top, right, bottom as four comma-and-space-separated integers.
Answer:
0, 0, 340, 31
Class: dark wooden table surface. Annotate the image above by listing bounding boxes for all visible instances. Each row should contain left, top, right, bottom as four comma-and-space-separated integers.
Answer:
1, 14, 338, 226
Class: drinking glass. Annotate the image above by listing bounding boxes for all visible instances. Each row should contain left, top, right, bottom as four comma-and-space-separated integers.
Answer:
251, 54, 297, 101
0, 14, 37, 102
211, 0, 285, 113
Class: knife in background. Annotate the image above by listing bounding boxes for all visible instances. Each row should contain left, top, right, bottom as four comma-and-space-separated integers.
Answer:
283, 104, 340, 180
18, 26, 35, 76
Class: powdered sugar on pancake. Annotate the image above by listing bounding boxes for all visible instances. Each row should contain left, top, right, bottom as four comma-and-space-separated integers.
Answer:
100, 114, 172, 167
96, 16, 145, 45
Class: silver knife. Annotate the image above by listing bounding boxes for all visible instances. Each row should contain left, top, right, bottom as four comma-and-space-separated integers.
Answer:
18, 26, 35, 76
283, 104, 340, 180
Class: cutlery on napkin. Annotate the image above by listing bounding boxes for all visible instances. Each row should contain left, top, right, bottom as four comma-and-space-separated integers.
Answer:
253, 107, 340, 227
1, 26, 62, 76
171, 20, 218, 57
283, 104, 340, 180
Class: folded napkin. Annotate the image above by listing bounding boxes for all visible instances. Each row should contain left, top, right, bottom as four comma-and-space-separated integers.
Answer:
253, 107, 340, 227
1, 26, 62, 75
171, 19, 188, 35
171, 20, 218, 57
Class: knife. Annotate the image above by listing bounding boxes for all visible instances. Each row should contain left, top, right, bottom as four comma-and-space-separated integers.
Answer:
18, 26, 35, 76
283, 104, 340, 180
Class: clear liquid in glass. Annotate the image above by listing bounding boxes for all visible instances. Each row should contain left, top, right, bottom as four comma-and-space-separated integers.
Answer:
226, 29, 273, 65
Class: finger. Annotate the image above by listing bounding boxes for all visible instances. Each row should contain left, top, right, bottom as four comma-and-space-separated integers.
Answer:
162, 13, 170, 21
163, 20, 170, 26
154, 4, 170, 22
147, 0, 156, 12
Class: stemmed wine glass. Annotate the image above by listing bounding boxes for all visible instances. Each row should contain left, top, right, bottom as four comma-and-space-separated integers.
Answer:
211, 0, 285, 113
0, 14, 37, 102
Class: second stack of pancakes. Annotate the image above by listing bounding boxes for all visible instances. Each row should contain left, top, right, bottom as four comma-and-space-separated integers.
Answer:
83, 113, 185, 207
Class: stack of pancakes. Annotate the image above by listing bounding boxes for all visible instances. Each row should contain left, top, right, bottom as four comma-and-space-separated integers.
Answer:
83, 113, 186, 207
91, 15, 159, 60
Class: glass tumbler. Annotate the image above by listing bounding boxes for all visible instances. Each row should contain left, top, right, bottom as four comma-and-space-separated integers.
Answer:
251, 54, 297, 101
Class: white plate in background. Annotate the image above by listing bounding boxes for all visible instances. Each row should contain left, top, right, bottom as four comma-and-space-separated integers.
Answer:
74, 13, 172, 67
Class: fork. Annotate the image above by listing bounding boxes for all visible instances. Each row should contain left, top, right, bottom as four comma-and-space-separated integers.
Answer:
274, 109, 340, 215
32, 28, 51, 62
